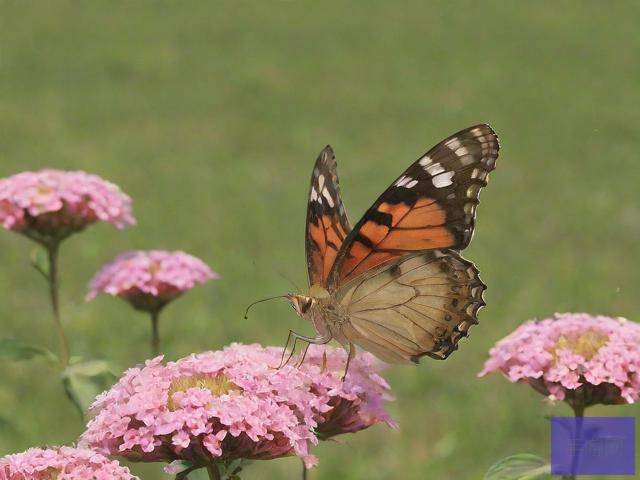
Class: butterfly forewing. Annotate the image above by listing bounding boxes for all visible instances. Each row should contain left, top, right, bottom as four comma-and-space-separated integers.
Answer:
305, 146, 352, 287
336, 250, 486, 364
327, 124, 499, 290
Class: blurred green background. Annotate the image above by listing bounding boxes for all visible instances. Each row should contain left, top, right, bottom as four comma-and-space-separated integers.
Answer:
0, 1, 638, 479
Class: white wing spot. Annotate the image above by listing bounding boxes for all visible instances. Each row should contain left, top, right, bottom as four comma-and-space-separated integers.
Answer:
318, 174, 325, 191
456, 146, 469, 156
322, 188, 335, 207
310, 187, 318, 201
426, 163, 445, 175
471, 168, 489, 180
419, 156, 433, 166
395, 175, 413, 187
432, 171, 454, 188
447, 138, 462, 150
406, 179, 418, 188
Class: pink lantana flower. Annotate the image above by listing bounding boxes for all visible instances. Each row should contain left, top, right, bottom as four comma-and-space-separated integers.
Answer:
80, 344, 394, 476
0, 169, 134, 246
86, 250, 218, 355
0, 170, 133, 368
479, 313, 640, 410
0, 446, 137, 480
86, 249, 217, 310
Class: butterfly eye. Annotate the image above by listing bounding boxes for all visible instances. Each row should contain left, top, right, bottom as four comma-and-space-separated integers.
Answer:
301, 298, 313, 313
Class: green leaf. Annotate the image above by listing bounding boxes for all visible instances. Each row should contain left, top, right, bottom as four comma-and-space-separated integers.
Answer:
0, 338, 58, 364
61, 359, 118, 417
484, 454, 552, 480
30, 247, 50, 279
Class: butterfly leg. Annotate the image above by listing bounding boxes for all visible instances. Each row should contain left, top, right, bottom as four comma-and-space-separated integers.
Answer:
294, 333, 333, 368
275, 330, 295, 369
295, 333, 333, 369
277, 330, 332, 369
287, 332, 332, 368
341, 342, 356, 381
295, 342, 311, 368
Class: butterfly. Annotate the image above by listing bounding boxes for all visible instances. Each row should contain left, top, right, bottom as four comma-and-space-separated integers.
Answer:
268, 124, 499, 376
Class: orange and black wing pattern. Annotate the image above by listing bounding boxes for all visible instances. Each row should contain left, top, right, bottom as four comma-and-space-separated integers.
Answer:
306, 146, 352, 287
327, 124, 499, 290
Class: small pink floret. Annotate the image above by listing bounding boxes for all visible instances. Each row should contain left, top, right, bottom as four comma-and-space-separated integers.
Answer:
0, 446, 137, 480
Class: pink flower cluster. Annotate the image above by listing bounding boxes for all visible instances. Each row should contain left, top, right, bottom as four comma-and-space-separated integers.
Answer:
86, 250, 217, 312
0, 446, 137, 480
0, 169, 134, 244
303, 345, 397, 440
479, 313, 640, 405
80, 343, 395, 470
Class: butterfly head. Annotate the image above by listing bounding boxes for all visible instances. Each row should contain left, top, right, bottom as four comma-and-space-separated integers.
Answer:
244, 286, 330, 321
287, 285, 329, 318
287, 294, 315, 318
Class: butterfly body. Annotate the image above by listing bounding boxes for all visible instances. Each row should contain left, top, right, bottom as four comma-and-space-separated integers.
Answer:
283, 124, 499, 371
288, 289, 348, 344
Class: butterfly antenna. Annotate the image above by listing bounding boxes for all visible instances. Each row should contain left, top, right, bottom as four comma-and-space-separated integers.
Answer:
275, 269, 301, 292
244, 295, 289, 320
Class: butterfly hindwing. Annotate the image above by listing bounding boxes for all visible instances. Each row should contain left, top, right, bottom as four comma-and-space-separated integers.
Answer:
327, 124, 499, 289
306, 145, 352, 287
336, 249, 486, 364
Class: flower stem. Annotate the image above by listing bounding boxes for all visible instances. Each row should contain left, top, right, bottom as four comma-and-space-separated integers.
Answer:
563, 403, 586, 480
206, 464, 221, 480
302, 461, 308, 480
47, 243, 69, 368
150, 310, 161, 356
571, 403, 585, 418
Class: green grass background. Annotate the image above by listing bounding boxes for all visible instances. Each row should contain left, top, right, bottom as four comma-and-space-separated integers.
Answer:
0, 1, 638, 479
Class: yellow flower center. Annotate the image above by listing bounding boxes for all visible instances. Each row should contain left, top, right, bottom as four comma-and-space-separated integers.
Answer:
43, 468, 59, 480
553, 330, 609, 360
148, 260, 161, 276
167, 373, 241, 411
